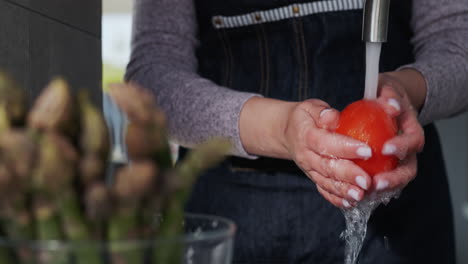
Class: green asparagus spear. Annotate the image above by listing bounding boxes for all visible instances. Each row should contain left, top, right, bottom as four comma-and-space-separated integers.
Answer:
28, 78, 79, 140
32, 133, 77, 192
108, 206, 142, 264
1, 192, 34, 263
0, 229, 15, 264
33, 195, 62, 241
0, 131, 36, 264
107, 83, 165, 125
109, 161, 158, 264
31, 134, 67, 263
0, 92, 30, 263
78, 90, 110, 157
0, 249, 13, 264
154, 139, 231, 264
0, 72, 26, 126
58, 190, 102, 264
108, 83, 172, 169
126, 123, 172, 168
35, 132, 104, 264
0, 178, 34, 264
160, 139, 231, 234
113, 161, 158, 201
140, 186, 166, 240
79, 153, 107, 186
33, 194, 69, 264
0, 163, 13, 199
0, 130, 38, 190
58, 191, 88, 240
0, 104, 10, 134
1, 193, 33, 240
0, 95, 38, 258
84, 182, 112, 239
110, 84, 173, 251
0, 251, 12, 264
75, 90, 113, 262
78, 91, 110, 185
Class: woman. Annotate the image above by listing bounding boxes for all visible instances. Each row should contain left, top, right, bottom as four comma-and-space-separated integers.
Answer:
126, 0, 468, 263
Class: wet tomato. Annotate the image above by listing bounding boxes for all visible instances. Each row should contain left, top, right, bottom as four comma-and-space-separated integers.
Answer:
336, 100, 398, 176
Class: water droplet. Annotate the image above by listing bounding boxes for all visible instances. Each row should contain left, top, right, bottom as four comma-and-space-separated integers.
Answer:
193, 227, 203, 238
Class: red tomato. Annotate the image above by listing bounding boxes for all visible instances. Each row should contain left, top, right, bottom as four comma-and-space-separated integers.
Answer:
335, 100, 398, 176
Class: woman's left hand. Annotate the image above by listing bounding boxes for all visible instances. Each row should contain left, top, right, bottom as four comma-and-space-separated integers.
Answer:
371, 71, 426, 192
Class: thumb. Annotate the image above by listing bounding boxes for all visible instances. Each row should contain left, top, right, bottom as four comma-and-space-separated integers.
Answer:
317, 108, 340, 131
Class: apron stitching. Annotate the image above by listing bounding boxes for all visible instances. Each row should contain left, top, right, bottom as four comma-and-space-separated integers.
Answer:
222, 29, 235, 88
260, 23, 271, 96
255, 25, 265, 94
298, 18, 309, 99
292, 18, 303, 101
229, 166, 260, 172
216, 29, 230, 87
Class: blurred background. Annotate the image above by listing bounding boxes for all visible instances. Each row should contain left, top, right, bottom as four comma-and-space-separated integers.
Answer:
102, 0, 132, 86
102, 0, 133, 167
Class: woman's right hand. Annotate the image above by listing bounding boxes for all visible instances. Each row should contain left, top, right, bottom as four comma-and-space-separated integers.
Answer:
282, 99, 373, 208
240, 97, 372, 208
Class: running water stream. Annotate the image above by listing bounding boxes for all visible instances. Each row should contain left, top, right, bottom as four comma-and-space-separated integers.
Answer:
341, 190, 401, 264
340, 42, 397, 264
363, 42, 382, 100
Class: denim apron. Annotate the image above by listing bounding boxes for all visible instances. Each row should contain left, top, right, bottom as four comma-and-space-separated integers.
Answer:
186, 0, 455, 263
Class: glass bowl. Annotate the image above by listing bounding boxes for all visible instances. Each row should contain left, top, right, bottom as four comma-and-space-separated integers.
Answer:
0, 213, 236, 264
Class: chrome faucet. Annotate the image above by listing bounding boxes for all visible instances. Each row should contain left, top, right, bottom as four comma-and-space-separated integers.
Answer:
362, 0, 391, 42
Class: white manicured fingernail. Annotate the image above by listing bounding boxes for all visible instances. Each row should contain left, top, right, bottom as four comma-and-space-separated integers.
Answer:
382, 143, 397, 155
348, 189, 361, 201
376, 180, 389, 191
388, 98, 401, 111
320, 108, 333, 118
342, 199, 351, 208
356, 176, 368, 190
356, 146, 372, 159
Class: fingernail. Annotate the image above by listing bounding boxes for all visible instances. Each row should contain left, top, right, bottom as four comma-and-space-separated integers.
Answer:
356, 146, 372, 159
388, 98, 401, 111
342, 199, 351, 208
356, 176, 368, 190
348, 189, 361, 201
382, 143, 397, 155
320, 108, 333, 118
376, 180, 389, 191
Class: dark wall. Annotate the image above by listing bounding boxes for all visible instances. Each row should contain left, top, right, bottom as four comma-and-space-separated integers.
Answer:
0, 0, 102, 106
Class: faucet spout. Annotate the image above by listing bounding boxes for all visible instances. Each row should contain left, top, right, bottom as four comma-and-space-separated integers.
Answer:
362, 0, 391, 43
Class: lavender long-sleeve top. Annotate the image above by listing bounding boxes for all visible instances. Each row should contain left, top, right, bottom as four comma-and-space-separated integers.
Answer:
125, 0, 468, 158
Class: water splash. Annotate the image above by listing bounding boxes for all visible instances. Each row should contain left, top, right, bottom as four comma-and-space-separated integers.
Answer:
364, 42, 382, 100
185, 246, 195, 264
193, 227, 203, 238
341, 190, 401, 264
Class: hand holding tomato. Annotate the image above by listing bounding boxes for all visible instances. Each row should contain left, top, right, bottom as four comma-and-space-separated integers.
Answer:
283, 99, 374, 209
370, 73, 425, 191
337, 72, 425, 193
336, 99, 399, 176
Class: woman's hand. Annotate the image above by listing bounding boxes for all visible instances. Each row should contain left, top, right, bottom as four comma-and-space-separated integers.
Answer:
239, 97, 373, 208
282, 99, 375, 208
372, 70, 427, 192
